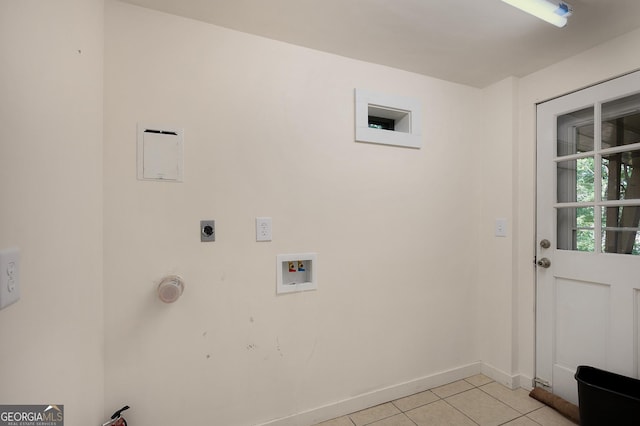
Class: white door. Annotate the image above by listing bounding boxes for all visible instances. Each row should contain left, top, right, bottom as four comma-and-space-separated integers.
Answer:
536, 70, 640, 404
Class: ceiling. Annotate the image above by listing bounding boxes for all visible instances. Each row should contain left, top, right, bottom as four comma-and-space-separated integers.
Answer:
119, 0, 640, 88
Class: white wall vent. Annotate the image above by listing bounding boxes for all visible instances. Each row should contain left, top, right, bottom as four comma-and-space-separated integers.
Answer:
137, 123, 184, 182
355, 89, 422, 149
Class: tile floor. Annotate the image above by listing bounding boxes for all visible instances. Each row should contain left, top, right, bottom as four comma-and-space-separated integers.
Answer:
313, 375, 577, 426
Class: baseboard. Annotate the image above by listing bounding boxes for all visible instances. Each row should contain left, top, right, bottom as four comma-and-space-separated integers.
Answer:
480, 363, 533, 391
256, 362, 536, 426
481, 363, 517, 389
517, 374, 534, 391
256, 362, 482, 426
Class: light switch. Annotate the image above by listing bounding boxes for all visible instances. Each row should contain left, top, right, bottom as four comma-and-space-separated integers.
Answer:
0, 248, 20, 310
495, 218, 508, 237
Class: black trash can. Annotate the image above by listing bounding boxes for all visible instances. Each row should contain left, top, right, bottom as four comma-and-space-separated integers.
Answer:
575, 365, 640, 425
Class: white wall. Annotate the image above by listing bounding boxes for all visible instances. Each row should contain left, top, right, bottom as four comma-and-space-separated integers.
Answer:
104, 1, 483, 425
465, 22, 640, 395
513, 26, 640, 383
5, 1, 639, 424
474, 26, 640, 387
477, 77, 519, 386
0, 1, 104, 425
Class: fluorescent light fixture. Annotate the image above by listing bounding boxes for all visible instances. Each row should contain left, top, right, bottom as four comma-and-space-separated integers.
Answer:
502, 0, 573, 28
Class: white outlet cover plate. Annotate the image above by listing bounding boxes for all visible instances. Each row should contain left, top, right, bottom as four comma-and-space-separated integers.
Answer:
0, 248, 20, 310
495, 218, 508, 237
256, 217, 272, 242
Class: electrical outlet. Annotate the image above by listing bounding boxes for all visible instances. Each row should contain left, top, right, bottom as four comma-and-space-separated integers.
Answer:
256, 217, 272, 242
200, 220, 215, 242
0, 248, 20, 310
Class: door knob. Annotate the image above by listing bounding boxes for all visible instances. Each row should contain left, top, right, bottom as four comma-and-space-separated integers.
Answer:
537, 258, 551, 268
540, 239, 551, 249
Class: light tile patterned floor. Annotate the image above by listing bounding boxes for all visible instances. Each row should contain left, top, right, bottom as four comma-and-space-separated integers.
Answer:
314, 375, 578, 426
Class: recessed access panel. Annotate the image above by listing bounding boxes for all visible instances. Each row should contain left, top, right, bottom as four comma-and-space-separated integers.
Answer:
137, 123, 184, 182
276, 253, 317, 294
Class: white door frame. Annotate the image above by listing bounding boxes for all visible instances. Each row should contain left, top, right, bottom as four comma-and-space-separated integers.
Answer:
535, 70, 640, 402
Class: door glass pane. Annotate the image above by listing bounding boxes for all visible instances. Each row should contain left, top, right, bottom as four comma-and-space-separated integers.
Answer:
557, 207, 595, 252
602, 93, 640, 149
602, 150, 640, 200
557, 157, 595, 203
602, 206, 640, 255
557, 107, 594, 156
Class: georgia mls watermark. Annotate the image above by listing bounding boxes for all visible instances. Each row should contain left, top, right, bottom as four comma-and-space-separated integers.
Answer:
0, 405, 63, 426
